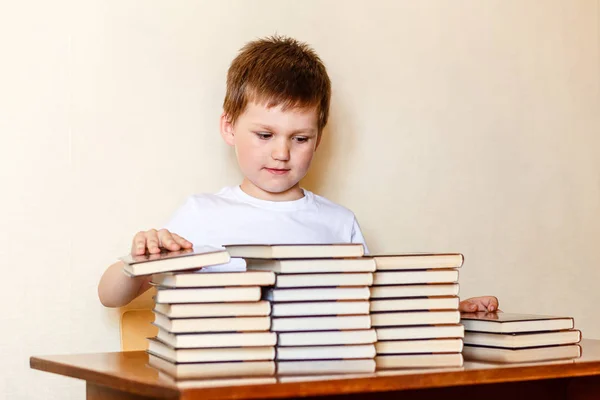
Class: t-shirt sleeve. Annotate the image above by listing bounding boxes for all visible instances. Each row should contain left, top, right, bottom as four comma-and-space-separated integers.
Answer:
350, 217, 370, 255
162, 196, 200, 245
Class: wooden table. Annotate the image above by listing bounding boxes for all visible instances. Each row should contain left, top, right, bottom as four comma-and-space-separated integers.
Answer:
31, 339, 600, 400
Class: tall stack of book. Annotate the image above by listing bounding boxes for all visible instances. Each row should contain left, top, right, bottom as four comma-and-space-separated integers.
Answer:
368, 253, 465, 369
121, 246, 278, 380
461, 312, 582, 363
230, 243, 378, 375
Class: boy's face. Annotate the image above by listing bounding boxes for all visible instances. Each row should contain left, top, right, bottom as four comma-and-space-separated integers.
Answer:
220, 101, 320, 201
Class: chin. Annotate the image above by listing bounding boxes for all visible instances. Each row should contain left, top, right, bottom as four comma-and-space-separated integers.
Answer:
254, 180, 298, 195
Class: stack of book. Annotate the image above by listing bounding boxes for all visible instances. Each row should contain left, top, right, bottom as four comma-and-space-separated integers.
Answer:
461, 312, 582, 363
232, 243, 378, 375
368, 253, 465, 369
121, 246, 278, 380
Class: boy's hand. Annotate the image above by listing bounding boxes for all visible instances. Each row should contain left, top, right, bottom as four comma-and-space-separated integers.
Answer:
459, 296, 499, 313
131, 229, 193, 255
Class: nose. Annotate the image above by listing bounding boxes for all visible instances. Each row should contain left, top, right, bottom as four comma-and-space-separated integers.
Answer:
271, 138, 290, 161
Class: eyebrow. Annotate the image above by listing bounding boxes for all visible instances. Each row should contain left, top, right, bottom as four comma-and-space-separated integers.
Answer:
252, 124, 317, 135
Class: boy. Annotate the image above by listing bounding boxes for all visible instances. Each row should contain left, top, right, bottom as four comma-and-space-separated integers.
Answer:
98, 35, 498, 313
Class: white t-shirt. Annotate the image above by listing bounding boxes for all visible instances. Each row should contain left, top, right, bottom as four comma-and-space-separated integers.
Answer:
164, 186, 369, 253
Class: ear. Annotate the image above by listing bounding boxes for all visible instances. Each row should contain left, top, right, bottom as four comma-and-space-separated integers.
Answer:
220, 112, 235, 146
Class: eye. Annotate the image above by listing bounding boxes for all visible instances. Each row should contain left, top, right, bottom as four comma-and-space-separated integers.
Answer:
293, 136, 309, 143
255, 132, 272, 140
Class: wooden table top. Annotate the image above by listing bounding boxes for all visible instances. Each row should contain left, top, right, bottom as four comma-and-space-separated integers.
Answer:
31, 339, 600, 400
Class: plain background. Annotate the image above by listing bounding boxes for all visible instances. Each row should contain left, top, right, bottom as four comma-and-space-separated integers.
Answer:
1, 0, 599, 398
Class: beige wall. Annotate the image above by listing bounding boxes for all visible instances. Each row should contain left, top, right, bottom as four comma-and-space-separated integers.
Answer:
1, 0, 599, 398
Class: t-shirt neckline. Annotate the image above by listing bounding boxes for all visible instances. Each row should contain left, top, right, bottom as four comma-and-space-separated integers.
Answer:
231, 185, 312, 211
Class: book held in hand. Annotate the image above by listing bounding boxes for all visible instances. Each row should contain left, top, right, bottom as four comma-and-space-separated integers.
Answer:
120, 246, 230, 276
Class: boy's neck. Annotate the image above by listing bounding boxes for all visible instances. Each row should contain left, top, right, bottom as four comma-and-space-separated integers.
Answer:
240, 179, 305, 202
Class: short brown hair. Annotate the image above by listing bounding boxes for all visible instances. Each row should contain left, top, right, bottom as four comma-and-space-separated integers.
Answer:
223, 35, 331, 133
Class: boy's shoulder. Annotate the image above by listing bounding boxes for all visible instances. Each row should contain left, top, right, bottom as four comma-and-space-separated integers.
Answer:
308, 190, 356, 217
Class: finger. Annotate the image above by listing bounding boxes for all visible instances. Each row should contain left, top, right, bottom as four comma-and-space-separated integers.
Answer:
458, 300, 478, 312
158, 229, 181, 251
132, 232, 147, 255
172, 233, 193, 249
480, 296, 499, 312
146, 229, 161, 254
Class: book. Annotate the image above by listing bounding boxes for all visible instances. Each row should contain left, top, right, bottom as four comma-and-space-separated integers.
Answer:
277, 373, 373, 382
154, 301, 271, 318
376, 353, 464, 369
152, 271, 275, 288
375, 325, 465, 340
373, 270, 459, 285
153, 313, 271, 333
374, 366, 465, 376
277, 329, 378, 347
271, 301, 370, 317
224, 243, 364, 259
460, 312, 575, 333
371, 310, 461, 327
370, 297, 459, 312
157, 371, 277, 388
274, 273, 373, 288
264, 287, 370, 302
156, 328, 277, 348
375, 338, 464, 354
271, 315, 371, 332
246, 258, 376, 274
121, 246, 230, 276
149, 354, 275, 379
276, 359, 376, 375
148, 338, 275, 363
463, 330, 582, 349
155, 287, 261, 304
462, 344, 582, 363
370, 284, 459, 299
193, 257, 247, 272
369, 253, 464, 270
275, 344, 376, 360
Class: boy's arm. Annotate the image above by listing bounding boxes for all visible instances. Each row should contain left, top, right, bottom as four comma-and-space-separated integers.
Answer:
350, 217, 370, 254
98, 229, 192, 308
97, 261, 152, 308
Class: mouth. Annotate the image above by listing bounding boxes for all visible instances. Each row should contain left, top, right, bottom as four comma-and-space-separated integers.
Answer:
264, 167, 291, 175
